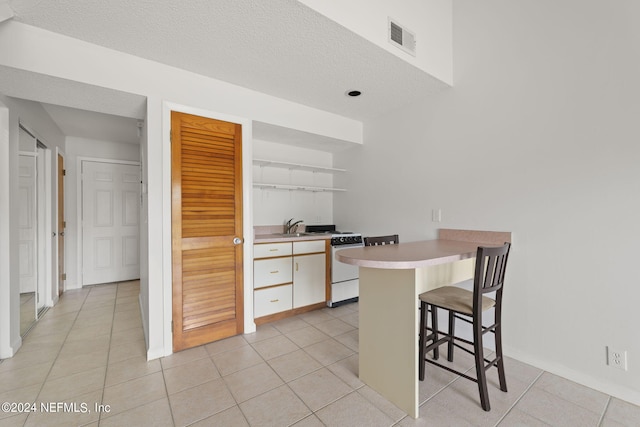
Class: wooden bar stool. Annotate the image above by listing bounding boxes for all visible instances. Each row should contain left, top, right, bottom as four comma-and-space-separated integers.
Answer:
418, 242, 511, 411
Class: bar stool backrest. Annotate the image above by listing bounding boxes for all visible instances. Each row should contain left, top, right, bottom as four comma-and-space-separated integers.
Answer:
364, 234, 399, 246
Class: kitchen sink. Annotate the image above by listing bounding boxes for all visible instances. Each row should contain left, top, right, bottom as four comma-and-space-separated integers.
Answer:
277, 232, 310, 237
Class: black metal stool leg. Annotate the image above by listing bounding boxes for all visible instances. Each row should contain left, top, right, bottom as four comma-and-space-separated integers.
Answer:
430, 305, 439, 360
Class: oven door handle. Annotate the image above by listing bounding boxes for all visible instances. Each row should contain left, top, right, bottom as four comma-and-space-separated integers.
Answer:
331, 243, 365, 250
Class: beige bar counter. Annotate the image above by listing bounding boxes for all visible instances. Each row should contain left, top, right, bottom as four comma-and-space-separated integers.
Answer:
335, 230, 510, 418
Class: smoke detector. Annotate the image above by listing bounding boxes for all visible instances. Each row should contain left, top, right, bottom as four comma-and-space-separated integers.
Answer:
388, 18, 416, 56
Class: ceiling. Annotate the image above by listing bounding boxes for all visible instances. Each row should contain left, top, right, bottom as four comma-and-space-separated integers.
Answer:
4, 0, 449, 145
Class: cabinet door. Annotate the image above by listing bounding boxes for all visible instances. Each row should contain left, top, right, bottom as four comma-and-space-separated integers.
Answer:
293, 253, 326, 308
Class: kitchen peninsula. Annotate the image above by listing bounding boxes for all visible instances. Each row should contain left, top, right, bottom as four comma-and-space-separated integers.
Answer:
335, 229, 511, 418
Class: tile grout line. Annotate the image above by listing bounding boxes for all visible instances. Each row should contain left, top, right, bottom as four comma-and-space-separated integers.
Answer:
262, 338, 353, 426
493, 370, 545, 426
159, 360, 177, 426
277, 314, 363, 425
597, 396, 612, 427
96, 281, 121, 426
288, 308, 362, 425
96, 281, 164, 426
415, 349, 528, 424
212, 335, 275, 426
224, 315, 360, 426
26, 287, 92, 426
238, 327, 314, 425
160, 336, 244, 425
518, 371, 611, 424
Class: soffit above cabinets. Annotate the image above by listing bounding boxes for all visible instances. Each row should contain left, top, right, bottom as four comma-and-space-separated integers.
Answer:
253, 121, 361, 153
0, 65, 146, 120
7, 0, 450, 121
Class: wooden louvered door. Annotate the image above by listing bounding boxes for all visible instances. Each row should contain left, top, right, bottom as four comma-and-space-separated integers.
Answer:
171, 111, 244, 352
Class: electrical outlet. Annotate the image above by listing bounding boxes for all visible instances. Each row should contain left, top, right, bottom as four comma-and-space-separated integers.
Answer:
607, 346, 628, 371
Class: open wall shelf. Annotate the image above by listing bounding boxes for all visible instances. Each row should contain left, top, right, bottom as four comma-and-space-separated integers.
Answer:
253, 158, 346, 192
253, 182, 346, 192
253, 159, 346, 174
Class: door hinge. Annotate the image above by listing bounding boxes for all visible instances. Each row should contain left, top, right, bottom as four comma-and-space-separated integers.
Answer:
61, 273, 66, 280
63, 221, 66, 228
63, 169, 66, 176
171, 320, 174, 333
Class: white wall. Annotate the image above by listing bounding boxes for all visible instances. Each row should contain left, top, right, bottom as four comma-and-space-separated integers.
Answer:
335, 0, 640, 405
0, 94, 65, 358
0, 99, 13, 358
64, 137, 140, 289
0, 21, 363, 359
299, 0, 453, 84
253, 139, 334, 226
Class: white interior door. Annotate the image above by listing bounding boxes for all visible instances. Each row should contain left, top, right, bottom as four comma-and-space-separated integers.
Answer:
18, 155, 37, 293
82, 161, 140, 285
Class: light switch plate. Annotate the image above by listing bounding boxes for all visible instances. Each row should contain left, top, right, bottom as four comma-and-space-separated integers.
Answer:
432, 208, 441, 222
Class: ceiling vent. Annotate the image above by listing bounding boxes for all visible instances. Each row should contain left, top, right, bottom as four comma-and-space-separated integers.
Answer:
388, 18, 416, 56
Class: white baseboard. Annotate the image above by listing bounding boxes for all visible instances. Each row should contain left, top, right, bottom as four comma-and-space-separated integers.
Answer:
1, 335, 23, 359
504, 345, 640, 406
138, 293, 151, 359
64, 281, 81, 291
146, 346, 165, 361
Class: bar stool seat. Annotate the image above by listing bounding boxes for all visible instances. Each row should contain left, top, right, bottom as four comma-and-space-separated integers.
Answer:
420, 286, 495, 316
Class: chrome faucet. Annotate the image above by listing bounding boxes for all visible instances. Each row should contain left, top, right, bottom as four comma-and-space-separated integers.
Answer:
284, 218, 303, 234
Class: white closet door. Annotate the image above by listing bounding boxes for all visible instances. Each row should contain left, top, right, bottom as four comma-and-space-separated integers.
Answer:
82, 161, 140, 285
18, 155, 37, 293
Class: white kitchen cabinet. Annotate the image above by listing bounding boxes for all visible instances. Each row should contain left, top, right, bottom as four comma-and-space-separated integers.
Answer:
293, 253, 326, 308
254, 285, 293, 318
253, 239, 328, 321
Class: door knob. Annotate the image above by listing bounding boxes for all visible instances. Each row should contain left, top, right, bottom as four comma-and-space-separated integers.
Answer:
233, 237, 244, 245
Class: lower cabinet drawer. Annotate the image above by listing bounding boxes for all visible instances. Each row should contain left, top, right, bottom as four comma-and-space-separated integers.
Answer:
254, 285, 293, 318
254, 257, 292, 289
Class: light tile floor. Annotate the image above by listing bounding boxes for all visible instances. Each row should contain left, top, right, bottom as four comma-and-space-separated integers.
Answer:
1, 281, 639, 426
